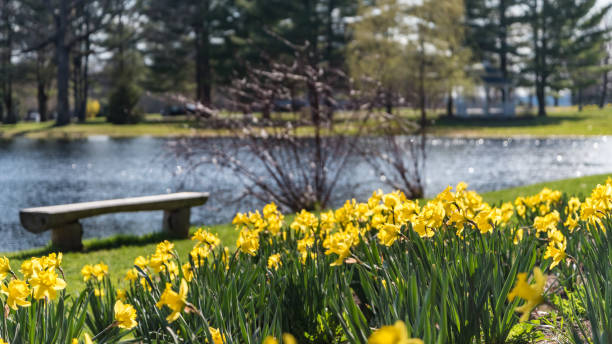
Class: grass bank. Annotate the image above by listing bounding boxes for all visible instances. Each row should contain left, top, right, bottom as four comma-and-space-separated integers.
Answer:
0, 115, 223, 139
3, 172, 610, 294
430, 105, 612, 137
2, 106, 612, 140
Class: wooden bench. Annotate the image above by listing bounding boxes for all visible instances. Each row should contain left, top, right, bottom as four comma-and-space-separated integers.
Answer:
20, 192, 209, 251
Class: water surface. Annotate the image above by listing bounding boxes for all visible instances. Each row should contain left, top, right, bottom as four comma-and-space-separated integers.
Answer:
1, 136, 611, 251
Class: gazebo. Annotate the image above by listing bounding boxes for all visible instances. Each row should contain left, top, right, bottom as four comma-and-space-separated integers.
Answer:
456, 63, 516, 117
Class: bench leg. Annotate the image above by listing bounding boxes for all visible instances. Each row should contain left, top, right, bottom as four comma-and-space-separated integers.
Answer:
163, 207, 191, 238
51, 221, 83, 251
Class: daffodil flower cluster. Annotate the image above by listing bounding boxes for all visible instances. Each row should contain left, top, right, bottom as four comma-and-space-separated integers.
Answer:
234, 202, 284, 256
0, 253, 67, 307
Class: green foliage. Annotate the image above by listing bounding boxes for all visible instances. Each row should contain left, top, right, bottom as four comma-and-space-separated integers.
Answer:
331, 224, 537, 343
568, 218, 612, 344
107, 82, 143, 124
0, 290, 89, 344
348, 0, 472, 116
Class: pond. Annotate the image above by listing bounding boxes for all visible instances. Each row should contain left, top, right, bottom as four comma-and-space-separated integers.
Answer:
1, 136, 611, 251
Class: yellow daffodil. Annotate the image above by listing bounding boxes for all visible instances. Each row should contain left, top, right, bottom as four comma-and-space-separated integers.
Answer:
377, 223, 401, 246
92, 262, 109, 281
134, 256, 148, 269
190, 245, 211, 265
156, 279, 189, 322
166, 261, 179, 280
116, 289, 127, 302
149, 250, 172, 273
263, 336, 278, 344
156, 240, 175, 253
208, 327, 225, 344
508, 267, 547, 322
282, 333, 298, 344
29, 268, 67, 300
182, 263, 194, 282
236, 228, 260, 256
42, 253, 62, 269
192, 228, 221, 248
81, 264, 93, 281
72, 334, 94, 344
543, 236, 567, 269
1, 279, 31, 310
323, 231, 354, 266
125, 268, 138, 282
114, 300, 138, 329
368, 320, 423, 344
20, 258, 42, 280
513, 228, 524, 245
0, 257, 11, 280
83, 262, 108, 281
267, 253, 282, 270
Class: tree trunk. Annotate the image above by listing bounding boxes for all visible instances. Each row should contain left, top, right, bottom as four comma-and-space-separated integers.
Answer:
55, 0, 71, 126
1, 0, 15, 124
77, 18, 90, 123
385, 90, 393, 114
72, 53, 81, 120
578, 88, 583, 111
599, 57, 609, 108
536, 82, 546, 116
195, 0, 211, 106
290, 84, 298, 113
326, 0, 335, 65
499, 0, 508, 103
553, 95, 559, 107
36, 51, 49, 121
419, 53, 426, 129
262, 103, 271, 120
446, 92, 454, 117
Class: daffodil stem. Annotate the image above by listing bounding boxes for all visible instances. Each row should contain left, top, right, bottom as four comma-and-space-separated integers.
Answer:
92, 321, 117, 341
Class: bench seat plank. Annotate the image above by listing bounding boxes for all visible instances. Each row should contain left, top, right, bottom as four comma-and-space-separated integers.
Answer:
20, 192, 209, 233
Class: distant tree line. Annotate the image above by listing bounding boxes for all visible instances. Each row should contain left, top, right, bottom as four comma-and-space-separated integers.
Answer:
0, 0, 610, 126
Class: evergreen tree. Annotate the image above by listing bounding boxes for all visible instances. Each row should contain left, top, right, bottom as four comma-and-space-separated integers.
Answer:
526, 0, 611, 116
141, 0, 239, 106
0, 0, 18, 123
465, 0, 524, 102
106, 1, 145, 124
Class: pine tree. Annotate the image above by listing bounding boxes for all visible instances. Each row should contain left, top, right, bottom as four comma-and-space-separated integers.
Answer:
465, 0, 524, 102
526, 0, 611, 116
141, 0, 239, 106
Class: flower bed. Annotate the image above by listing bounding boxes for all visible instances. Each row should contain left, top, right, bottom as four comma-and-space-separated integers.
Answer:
1, 179, 611, 343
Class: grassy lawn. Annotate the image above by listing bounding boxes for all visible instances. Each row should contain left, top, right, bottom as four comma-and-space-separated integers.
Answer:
430, 105, 612, 137
0, 115, 215, 139
2, 106, 612, 139
3, 172, 610, 295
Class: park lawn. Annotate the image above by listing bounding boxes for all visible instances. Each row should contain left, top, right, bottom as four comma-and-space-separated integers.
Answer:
3, 172, 611, 295
2, 106, 612, 139
0, 115, 224, 139
429, 105, 612, 137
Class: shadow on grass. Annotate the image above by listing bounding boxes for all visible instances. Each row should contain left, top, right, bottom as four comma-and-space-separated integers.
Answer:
433, 114, 583, 128
7, 230, 184, 259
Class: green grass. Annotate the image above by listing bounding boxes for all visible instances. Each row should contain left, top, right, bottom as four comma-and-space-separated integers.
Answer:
2, 106, 612, 139
0, 115, 214, 139
3, 172, 611, 295
430, 105, 612, 137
